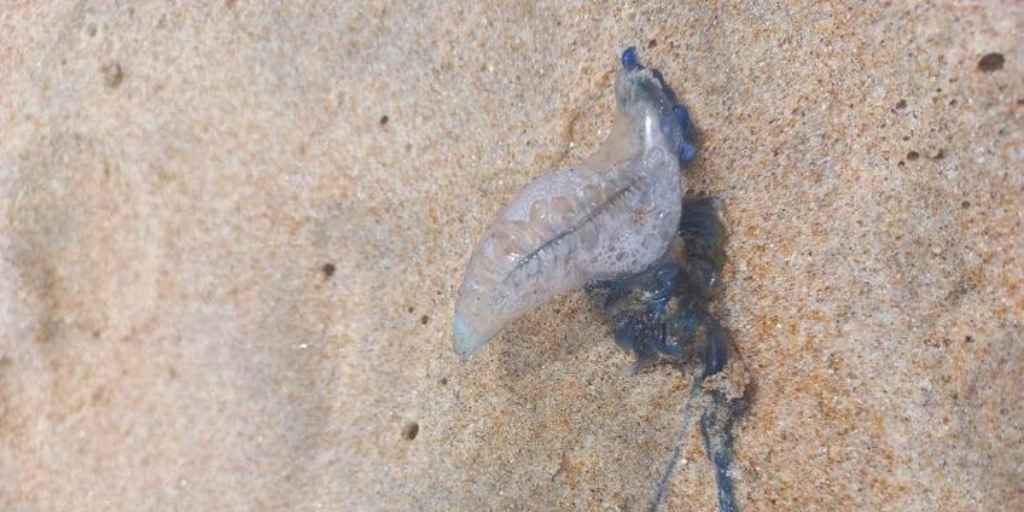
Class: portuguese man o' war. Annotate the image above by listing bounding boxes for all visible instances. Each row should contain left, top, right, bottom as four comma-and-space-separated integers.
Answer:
453, 47, 698, 357
587, 196, 747, 512
453, 48, 748, 512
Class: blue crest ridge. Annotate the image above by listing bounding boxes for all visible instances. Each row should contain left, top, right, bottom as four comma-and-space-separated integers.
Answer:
622, 48, 700, 165
621, 46, 640, 70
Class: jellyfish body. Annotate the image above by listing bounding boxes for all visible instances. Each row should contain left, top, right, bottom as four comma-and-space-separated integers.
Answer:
453, 48, 698, 357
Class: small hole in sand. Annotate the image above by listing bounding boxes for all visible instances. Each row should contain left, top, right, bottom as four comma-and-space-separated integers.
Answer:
977, 53, 1004, 72
322, 263, 336, 279
402, 422, 419, 441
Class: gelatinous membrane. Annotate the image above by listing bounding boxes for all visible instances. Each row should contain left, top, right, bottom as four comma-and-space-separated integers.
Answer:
453, 49, 697, 356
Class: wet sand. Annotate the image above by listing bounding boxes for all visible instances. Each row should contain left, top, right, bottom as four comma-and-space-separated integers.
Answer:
0, 3, 1020, 510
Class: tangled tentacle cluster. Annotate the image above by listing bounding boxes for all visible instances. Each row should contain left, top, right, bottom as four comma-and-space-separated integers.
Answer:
586, 196, 729, 375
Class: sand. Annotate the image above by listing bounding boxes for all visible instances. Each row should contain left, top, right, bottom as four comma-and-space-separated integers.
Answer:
0, 2, 1020, 511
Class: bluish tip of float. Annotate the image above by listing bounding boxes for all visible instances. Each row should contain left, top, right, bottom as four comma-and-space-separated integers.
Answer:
452, 314, 484, 358
621, 46, 640, 70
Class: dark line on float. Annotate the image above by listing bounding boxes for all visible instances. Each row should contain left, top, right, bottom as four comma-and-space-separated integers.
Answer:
502, 174, 646, 285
